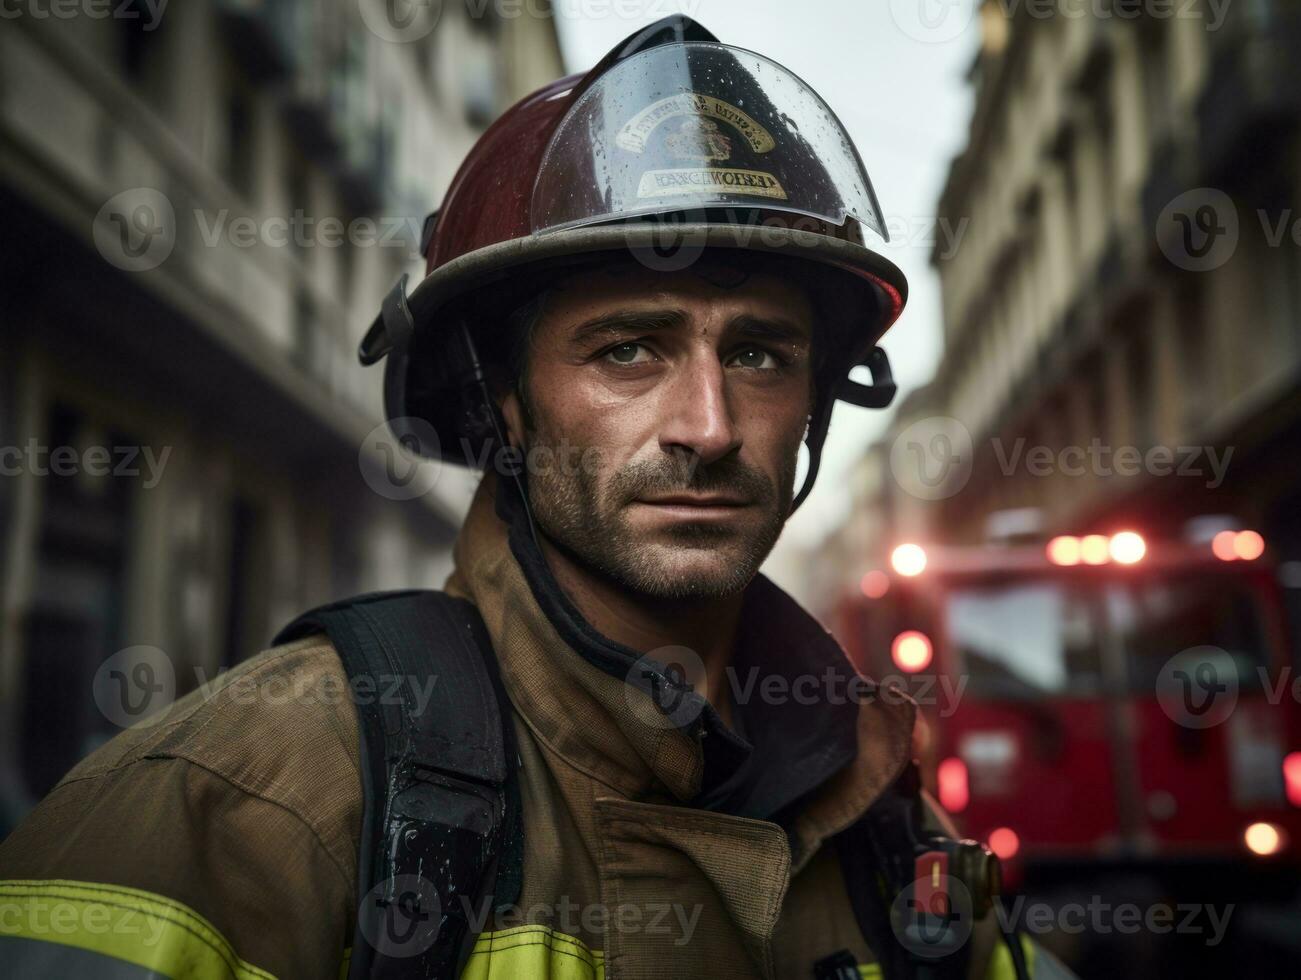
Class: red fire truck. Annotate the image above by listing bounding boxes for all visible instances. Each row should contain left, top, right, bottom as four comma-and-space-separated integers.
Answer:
833, 525, 1301, 886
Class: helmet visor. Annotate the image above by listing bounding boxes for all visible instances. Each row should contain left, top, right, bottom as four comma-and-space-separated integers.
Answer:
531, 42, 887, 240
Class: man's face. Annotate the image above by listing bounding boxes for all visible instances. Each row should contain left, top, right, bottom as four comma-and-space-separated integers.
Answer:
500, 261, 815, 600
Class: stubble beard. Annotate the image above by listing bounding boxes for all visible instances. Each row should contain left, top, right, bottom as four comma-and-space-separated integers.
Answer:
521, 423, 798, 601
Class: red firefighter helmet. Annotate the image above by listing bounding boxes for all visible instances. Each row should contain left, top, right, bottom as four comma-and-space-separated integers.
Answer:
361, 15, 907, 509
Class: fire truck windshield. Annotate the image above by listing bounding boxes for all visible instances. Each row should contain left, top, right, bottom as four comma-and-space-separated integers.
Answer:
948, 582, 1104, 697
946, 571, 1273, 698
1110, 574, 1272, 692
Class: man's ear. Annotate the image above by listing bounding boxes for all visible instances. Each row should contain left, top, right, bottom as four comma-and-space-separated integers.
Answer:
499, 388, 527, 450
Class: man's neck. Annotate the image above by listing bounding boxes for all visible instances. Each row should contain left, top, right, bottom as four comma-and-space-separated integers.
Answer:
537, 535, 743, 728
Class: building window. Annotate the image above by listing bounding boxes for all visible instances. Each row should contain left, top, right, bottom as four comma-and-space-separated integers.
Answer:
1128, 330, 1154, 450
116, 0, 157, 82
1176, 274, 1209, 434
19, 403, 135, 801
286, 152, 310, 258
227, 83, 255, 201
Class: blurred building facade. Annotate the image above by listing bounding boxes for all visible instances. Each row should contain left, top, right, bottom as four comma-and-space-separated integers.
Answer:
820, 1, 1301, 615
0, 0, 564, 824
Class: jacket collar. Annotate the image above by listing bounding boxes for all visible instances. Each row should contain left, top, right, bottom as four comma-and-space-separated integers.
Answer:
445, 472, 914, 871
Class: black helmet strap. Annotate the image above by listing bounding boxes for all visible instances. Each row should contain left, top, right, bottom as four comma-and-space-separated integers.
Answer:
791, 345, 897, 513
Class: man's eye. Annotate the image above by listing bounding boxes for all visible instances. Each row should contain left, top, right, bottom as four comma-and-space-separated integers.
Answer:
604, 342, 654, 365
729, 347, 780, 370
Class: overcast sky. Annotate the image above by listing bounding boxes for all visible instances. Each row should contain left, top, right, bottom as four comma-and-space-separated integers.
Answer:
553, 0, 981, 592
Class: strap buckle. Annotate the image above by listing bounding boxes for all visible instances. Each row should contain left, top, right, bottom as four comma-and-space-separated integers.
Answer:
837, 346, 897, 409
358, 273, 415, 366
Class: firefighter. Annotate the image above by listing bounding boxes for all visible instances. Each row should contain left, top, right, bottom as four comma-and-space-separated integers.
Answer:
0, 15, 1062, 980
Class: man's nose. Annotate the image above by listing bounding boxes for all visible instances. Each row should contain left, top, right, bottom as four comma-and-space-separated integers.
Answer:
657, 355, 741, 465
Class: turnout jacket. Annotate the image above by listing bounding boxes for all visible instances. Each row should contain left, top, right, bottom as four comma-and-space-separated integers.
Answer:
0, 473, 1029, 979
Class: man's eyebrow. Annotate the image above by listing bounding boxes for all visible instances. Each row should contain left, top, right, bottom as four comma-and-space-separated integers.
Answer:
567, 308, 688, 346
565, 308, 812, 348
728, 314, 811, 344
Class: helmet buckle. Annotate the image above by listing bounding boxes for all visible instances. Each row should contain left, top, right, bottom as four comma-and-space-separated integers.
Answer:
358, 273, 415, 366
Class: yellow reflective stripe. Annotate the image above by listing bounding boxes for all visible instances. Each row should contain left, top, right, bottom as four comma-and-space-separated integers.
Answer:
0, 879, 276, 980
857, 964, 883, 978
986, 933, 1036, 980
461, 924, 604, 979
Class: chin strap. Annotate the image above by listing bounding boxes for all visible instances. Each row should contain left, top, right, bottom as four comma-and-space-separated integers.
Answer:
458, 321, 543, 551
791, 346, 897, 513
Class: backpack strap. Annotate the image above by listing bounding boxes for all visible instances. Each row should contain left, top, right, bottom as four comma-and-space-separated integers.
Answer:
274, 590, 523, 980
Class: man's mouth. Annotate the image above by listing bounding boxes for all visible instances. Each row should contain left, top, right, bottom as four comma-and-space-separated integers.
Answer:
632, 493, 752, 519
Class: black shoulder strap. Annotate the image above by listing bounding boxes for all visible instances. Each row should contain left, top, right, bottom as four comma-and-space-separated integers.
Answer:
274, 590, 523, 979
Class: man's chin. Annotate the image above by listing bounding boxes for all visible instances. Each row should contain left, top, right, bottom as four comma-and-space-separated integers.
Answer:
613, 538, 768, 600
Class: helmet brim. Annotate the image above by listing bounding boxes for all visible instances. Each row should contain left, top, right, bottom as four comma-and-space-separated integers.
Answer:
388, 222, 906, 467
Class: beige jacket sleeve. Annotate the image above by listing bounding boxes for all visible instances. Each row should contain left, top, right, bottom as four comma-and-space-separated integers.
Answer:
0, 635, 363, 980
